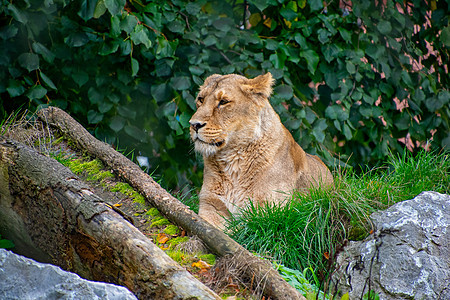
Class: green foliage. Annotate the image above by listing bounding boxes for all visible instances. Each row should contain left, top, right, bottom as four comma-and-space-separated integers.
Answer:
164, 224, 181, 235
0, 234, 15, 249
151, 216, 171, 227
276, 264, 331, 299
1, 0, 448, 189
226, 149, 449, 281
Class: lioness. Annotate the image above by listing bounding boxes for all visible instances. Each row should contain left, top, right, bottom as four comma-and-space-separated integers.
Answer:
189, 73, 333, 229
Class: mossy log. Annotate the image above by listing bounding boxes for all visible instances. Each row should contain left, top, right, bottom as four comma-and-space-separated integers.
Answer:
38, 106, 306, 300
0, 137, 220, 299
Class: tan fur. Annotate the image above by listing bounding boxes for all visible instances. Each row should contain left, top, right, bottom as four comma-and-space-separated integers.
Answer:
189, 73, 334, 229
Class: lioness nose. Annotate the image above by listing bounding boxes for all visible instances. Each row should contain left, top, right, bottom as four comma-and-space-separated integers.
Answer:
189, 120, 206, 132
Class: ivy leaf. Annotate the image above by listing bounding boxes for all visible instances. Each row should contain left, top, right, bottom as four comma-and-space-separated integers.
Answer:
0, 25, 18, 39
87, 110, 103, 124
377, 20, 392, 35
109, 115, 125, 132
265, 39, 279, 51
98, 101, 113, 113
171, 76, 191, 90
250, 0, 269, 12
8, 4, 27, 24
121, 14, 138, 34
312, 119, 327, 143
179, 112, 191, 129
131, 57, 139, 77
78, 0, 97, 21
308, 0, 323, 11
7, 80, 25, 97
118, 106, 136, 119
72, 71, 89, 87
32, 42, 55, 63
280, 2, 297, 21
339, 28, 352, 43
394, 113, 410, 130
152, 84, 172, 103
40, 72, 57, 90
274, 85, 293, 100
167, 20, 185, 34
425, 92, 448, 111
300, 50, 319, 74
94, 0, 107, 18
131, 25, 152, 48
64, 33, 89, 47
26, 85, 47, 100
111, 15, 121, 37
343, 123, 352, 140
346, 61, 356, 74
88, 87, 104, 104
18, 53, 39, 72
294, 33, 308, 49
440, 26, 450, 47
104, 0, 125, 15
186, 2, 203, 15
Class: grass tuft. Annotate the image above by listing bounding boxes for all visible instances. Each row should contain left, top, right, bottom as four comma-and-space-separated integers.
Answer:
226, 149, 449, 285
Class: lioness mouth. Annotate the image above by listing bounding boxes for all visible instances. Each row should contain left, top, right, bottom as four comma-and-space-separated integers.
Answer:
196, 138, 224, 147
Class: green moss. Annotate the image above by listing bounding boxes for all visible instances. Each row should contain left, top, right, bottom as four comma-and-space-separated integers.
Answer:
146, 207, 161, 217
166, 250, 188, 264
166, 236, 189, 246
90, 170, 114, 181
164, 225, 180, 235
198, 253, 216, 265
111, 182, 134, 195
66, 159, 103, 175
134, 194, 145, 204
151, 217, 171, 227
81, 159, 103, 173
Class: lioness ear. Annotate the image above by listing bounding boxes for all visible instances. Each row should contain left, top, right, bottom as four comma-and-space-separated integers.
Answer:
243, 73, 274, 99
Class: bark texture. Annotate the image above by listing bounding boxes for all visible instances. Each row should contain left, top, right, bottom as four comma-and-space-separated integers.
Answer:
37, 106, 306, 300
0, 137, 220, 300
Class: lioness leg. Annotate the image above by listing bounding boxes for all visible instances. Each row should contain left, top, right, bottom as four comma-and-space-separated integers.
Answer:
198, 200, 229, 229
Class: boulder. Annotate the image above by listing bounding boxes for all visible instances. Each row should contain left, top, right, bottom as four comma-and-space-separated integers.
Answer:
332, 191, 450, 300
0, 249, 137, 300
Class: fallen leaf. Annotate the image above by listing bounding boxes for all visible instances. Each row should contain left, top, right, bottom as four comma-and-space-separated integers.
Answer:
324, 252, 330, 260
191, 259, 211, 270
225, 283, 240, 293
157, 233, 170, 244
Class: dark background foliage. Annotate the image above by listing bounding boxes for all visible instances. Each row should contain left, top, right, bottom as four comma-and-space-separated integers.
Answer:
1, 0, 449, 191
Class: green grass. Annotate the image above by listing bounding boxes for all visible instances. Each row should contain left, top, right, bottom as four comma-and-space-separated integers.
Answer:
225, 149, 449, 288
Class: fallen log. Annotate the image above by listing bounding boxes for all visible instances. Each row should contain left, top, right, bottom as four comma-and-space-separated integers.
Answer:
38, 106, 307, 300
0, 137, 220, 299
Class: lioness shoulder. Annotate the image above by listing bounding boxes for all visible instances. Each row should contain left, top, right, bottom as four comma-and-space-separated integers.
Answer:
189, 73, 333, 229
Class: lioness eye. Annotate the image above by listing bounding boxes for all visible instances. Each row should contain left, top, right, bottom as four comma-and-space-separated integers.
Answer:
218, 99, 229, 107
197, 97, 204, 104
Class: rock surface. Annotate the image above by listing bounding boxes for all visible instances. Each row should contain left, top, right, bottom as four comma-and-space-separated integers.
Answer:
332, 191, 450, 300
0, 249, 137, 300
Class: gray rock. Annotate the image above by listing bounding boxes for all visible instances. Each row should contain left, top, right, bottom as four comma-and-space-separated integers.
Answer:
332, 191, 450, 300
0, 249, 137, 300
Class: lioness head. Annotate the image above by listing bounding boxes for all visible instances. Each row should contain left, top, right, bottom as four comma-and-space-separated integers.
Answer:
189, 73, 275, 156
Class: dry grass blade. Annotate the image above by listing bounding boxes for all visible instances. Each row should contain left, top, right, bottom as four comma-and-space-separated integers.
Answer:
1, 110, 54, 154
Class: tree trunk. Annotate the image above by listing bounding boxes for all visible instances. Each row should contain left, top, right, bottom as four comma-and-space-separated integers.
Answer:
0, 138, 220, 300
38, 106, 306, 300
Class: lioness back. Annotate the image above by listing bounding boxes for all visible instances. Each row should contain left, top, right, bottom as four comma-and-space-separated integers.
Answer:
189, 73, 333, 229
